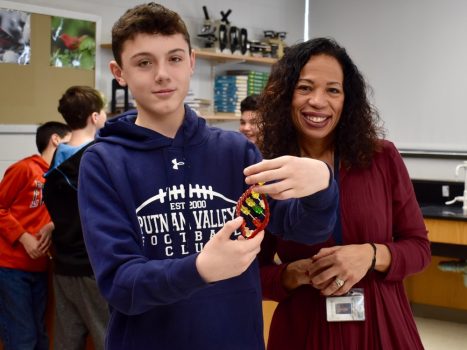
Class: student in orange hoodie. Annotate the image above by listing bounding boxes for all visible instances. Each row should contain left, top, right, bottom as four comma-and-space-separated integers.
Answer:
0, 121, 71, 350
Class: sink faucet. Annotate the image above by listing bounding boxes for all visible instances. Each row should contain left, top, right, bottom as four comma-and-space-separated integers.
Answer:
445, 161, 467, 212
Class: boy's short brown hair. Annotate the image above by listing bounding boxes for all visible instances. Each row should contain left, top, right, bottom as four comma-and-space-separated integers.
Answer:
58, 86, 105, 130
36, 121, 71, 154
111, 2, 192, 66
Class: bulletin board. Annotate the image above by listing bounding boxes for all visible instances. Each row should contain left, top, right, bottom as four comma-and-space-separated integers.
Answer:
0, 1, 100, 124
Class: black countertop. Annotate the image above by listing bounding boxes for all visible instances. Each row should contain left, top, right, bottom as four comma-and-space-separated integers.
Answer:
420, 205, 467, 221
420, 205, 467, 257
412, 180, 467, 221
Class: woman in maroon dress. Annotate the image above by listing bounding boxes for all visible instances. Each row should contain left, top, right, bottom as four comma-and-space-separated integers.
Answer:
257, 37, 430, 349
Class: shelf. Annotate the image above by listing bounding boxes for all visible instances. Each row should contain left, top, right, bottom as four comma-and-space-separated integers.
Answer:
193, 49, 276, 65
199, 113, 240, 121
99, 44, 276, 65
106, 112, 239, 122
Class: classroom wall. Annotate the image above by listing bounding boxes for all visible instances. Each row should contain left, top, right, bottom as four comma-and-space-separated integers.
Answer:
0, 125, 37, 177
308, 0, 467, 181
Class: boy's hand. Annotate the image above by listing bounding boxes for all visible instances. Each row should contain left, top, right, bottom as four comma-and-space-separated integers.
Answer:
243, 156, 330, 200
196, 217, 264, 283
18, 232, 41, 259
36, 222, 53, 257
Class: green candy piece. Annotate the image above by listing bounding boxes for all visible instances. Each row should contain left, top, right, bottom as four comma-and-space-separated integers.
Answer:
252, 205, 264, 215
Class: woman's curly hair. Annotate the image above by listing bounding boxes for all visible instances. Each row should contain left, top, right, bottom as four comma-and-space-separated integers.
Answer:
257, 37, 384, 169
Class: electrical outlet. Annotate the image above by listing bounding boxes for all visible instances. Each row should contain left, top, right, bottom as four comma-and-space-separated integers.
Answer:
442, 185, 450, 198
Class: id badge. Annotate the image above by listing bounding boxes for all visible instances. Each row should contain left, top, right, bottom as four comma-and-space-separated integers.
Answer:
326, 288, 365, 322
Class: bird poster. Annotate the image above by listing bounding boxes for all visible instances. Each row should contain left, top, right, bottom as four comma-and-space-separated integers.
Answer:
0, 8, 31, 65
50, 16, 95, 70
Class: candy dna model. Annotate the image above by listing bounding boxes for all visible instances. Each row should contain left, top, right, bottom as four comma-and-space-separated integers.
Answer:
235, 184, 270, 239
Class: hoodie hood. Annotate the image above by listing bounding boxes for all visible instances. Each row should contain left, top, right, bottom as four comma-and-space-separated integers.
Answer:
96, 105, 209, 150
29, 154, 49, 169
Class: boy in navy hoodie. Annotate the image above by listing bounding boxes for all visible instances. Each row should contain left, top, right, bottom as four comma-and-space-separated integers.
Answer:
77, 3, 338, 350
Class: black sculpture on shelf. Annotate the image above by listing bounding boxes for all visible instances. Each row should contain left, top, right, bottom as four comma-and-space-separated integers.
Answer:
197, 6, 217, 48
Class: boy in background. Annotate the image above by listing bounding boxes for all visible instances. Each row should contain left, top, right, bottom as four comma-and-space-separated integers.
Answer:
78, 3, 338, 350
239, 94, 260, 144
0, 121, 71, 350
43, 86, 108, 350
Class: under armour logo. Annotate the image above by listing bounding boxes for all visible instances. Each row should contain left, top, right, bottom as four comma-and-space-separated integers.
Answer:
172, 158, 185, 170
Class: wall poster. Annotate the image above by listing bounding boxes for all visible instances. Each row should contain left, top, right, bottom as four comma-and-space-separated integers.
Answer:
0, 8, 31, 64
50, 16, 96, 70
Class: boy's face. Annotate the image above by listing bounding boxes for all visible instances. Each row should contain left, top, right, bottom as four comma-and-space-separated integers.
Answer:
239, 110, 259, 144
110, 33, 194, 124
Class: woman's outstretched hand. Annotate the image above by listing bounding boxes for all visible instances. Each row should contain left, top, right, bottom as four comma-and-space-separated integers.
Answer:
243, 156, 330, 200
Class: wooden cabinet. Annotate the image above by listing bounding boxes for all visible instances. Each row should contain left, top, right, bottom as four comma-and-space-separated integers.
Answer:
262, 301, 278, 344
424, 218, 467, 245
405, 219, 467, 311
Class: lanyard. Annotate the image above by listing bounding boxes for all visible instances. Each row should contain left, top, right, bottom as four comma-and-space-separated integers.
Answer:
333, 152, 343, 245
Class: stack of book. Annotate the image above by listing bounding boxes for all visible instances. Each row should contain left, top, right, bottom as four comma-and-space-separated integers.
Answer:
245, 71, 269, 95
214, 73, 248, 115
185, 90, 212, 116
214, 70, 270, 116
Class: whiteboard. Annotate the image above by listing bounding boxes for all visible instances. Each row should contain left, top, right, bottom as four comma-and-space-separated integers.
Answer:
309, 0, 467, 152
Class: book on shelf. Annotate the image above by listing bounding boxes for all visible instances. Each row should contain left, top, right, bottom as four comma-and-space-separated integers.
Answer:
184, 90, 212, 115
213, 70, 269, 116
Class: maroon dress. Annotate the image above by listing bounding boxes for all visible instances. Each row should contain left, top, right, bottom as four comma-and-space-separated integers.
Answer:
259, 140, 431, 350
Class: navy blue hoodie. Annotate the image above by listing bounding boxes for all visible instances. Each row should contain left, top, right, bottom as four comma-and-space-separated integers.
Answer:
78, 106, 337, 350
